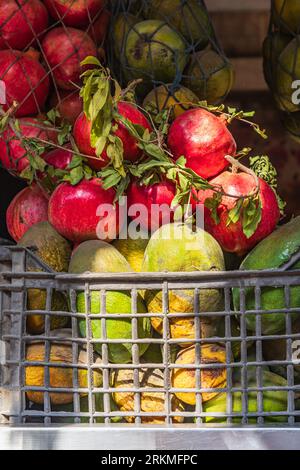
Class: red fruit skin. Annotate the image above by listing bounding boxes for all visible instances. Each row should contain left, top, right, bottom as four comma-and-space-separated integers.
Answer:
168, 108, 237, 180
73, 102, 152, 170
48, 178, 121, 242
0, 0, 49, 50
197, 171, 281, 255
87, 9, 111, 45
0, 50, 49, 117
73, 112, 109, 171
50, 90, 83, 124
127, 179, 177, 232
42, 27, 97, 90
0, 117, 57, 175
44, 0, 105, 28
43, 147, 73, 171
6, 184, 49, 242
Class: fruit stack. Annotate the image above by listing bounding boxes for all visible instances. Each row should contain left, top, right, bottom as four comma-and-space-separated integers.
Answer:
263, 0, 300, 141
0, 1, 299, 424
108, 0, 234, 111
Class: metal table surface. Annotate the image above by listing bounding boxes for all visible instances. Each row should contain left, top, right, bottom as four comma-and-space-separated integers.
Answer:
1, 424, 300, 450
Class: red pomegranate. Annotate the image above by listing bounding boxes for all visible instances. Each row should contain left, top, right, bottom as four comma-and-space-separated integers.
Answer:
73, 102, 152, 170
48, 178, 122, 242
0, 0, 49, 50
87, 9, 111, 45
127, 179, 177, 232
167, 108, 237, 180
0, 50, 49, 117
50, 90, 83, 124
6, 184, 49, 242
197, 171, 281, 255
0, 118, 57, 175
44, 0, 106, 29
41, 27, 97, 90
43, 147, 73, 171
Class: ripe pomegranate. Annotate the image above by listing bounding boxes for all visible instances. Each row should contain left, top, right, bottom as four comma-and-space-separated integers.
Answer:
0, 50, 49, 117
48, 178, 122, 242
73, 101, 152, 170
87, 9, 111, 45
43, 147, 73, 171
41, 27, 97, 90
6, 184, 49, 242
168, 108, 237, 180
197, 171, 281, 255
44, 0, 106, 29
127, 179, 177, 232
0, 118, 57, 176
0, 0, 49, 50
50, 90, 83, 124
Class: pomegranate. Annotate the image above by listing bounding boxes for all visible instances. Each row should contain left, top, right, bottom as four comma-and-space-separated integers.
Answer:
167, 108, 237, 180
44, 0, 106, 29
48, 178, 122, 242
43, 147, 73, 171
73, 101, 152, 170
87, 8, 111, 45
197, 171, 281, 255
6, 184, 49, 242
0, 0, 48, 50
41, 27, 97, 90
0, 117, 57, 176
50, 90, 83, 124
127, 179, 177, 232
0, 50, 49, 117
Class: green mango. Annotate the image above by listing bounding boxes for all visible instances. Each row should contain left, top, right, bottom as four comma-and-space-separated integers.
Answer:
233, 217, 300, 335
69, 241, 152, 364
203, 371, 288, 423
142, 223, 225, 345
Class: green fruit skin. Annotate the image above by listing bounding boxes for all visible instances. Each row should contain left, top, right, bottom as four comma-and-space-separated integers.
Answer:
263, 33, 292, 89
146, 0, 213, 48
184, 50, 234, 105
203, 371, 288, 423
125, 20, 188, 84
19, 221, 72, 272
273, 0, 300, 34
233, 217, 300, 335
112, 13, 139, 59
19, 221, 71, 333
142, 223, 225, 339
69, 241, 152, 364
77, 291, 151, 364
143, 223, 225, 273
277, 37, 300, 112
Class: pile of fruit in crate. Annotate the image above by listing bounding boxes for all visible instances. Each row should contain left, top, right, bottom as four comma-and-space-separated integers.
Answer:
1, 0, 300, 423
263, 0, 300, 142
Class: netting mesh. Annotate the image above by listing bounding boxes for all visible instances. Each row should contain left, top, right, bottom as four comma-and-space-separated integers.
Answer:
263, 0, 300, 141
107, 0, 233, 112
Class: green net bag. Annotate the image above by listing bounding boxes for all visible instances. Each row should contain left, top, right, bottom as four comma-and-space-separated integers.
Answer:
107, 0, 234, 117
263, 0, 300, 140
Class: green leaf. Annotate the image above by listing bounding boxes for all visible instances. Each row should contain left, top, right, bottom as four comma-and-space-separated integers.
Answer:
66, 166, 84, 185
68, 154, 82, 169
227, 198, 243, 227
204, 192, 222, 225
80, 56, 101, 68
242, 197, 262, 239
176, 155, 187, 167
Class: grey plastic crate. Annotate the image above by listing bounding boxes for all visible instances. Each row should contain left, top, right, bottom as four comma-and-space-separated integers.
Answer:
1, 246, 300, 449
